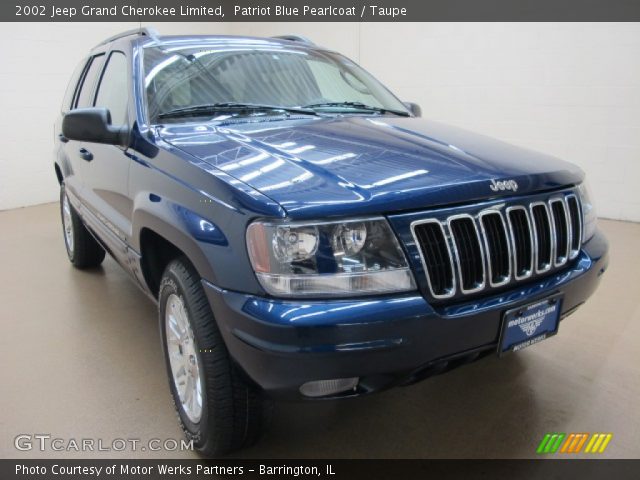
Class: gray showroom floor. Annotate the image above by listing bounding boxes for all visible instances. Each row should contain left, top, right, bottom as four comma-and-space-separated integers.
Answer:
1, 202, 638, 459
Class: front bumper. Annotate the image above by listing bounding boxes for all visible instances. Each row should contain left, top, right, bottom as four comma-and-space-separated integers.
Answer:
202, 230, 608, 400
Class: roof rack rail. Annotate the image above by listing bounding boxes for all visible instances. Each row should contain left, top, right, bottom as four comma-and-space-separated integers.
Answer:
271, 35, 315, 45
95, 27, 159, 48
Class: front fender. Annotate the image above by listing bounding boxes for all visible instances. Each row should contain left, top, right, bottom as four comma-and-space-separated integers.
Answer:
130, 192, 264, 294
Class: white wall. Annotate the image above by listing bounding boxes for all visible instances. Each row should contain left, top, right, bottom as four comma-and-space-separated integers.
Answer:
0, 22, 229, 211
227, 22, 640, 222
1, 22, 639, 221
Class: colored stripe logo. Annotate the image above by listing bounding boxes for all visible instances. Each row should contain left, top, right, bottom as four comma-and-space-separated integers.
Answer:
536, 433, 612, 454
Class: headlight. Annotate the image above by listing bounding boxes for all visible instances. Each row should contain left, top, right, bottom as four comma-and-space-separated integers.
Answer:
578, 182, 597, 243
246, 218, 416, 297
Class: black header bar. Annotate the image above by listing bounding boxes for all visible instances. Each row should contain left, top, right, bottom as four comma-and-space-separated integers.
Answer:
3, 459, 640, 480
4, 0, 640, 22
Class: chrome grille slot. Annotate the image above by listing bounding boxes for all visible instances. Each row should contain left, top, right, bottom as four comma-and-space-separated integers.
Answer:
530, 202, 553, 272
448, 215, 485, 293
411, 220, 455, 298
409, 189, 582, 300
507, 207, 534, 280
479, 211, 511, 286
550, 199, 569, 266
566, 194, 582, 259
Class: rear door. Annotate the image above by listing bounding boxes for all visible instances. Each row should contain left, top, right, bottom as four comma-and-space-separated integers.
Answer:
58, 51, 106, 206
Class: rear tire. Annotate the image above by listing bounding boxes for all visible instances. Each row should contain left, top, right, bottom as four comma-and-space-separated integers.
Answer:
159, 257, 268, 456
60, 184, 105, 269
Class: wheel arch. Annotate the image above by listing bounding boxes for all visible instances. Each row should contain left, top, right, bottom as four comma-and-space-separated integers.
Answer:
54, 162, 64, 185
134, 209, 217, 298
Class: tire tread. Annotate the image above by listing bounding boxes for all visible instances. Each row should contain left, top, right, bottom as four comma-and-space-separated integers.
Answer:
159, 257, 268, 456
60, 184, 105, 269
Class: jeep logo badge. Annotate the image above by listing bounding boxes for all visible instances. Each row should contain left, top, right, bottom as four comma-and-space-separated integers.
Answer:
490, 179, 519, 192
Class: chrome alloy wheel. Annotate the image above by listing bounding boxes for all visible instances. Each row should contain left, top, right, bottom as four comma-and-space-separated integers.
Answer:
62, 193, 74, 255
165, 293, 203, 423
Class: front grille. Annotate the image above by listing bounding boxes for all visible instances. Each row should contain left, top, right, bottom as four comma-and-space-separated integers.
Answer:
411, 191, 582, 300
550, 199, 569, 265
449, 216, 485, 293
479, 211, 511, 286
412, 220, 455, 298
566, 194, 582, 257
507, 207, 533, 279
530, 203, 553, 272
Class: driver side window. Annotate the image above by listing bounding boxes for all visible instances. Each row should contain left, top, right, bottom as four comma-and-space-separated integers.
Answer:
307, 59, 380, 107
94, 51, 128, 126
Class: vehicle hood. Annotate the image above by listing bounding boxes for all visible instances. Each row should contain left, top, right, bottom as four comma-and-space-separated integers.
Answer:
158, 116, 584, 219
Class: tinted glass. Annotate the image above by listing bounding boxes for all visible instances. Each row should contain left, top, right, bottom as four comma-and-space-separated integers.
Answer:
75, 54, 105, 108
143, 45, 408, 123
94, 51, 128, 126
62, 58, 88, 112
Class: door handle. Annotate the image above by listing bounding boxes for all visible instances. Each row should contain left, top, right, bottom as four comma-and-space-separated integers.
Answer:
79, 148, 93, 162
58, 133, 68, 143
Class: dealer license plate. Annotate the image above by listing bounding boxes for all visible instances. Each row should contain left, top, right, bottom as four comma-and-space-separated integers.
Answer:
498, 294, 562, 355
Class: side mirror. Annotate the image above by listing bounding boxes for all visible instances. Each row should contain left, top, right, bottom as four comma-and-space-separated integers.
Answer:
404, 102, 422, 118
62, 107, 127, 145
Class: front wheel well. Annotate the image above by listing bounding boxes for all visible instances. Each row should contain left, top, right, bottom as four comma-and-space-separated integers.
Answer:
140, 228, 190, 298
54, 163, 63, 185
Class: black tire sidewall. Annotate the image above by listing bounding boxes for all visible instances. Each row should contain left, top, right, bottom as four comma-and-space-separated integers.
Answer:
59, 183, 75, 262
158, 267, 211, 449
59, 183, 105, 269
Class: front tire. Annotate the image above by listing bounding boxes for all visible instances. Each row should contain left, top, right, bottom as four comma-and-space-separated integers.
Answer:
60, 184, 105, 269
159, 257, 267, 456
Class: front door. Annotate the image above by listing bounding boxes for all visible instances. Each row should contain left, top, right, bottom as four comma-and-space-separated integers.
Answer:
81, 50, 132, 250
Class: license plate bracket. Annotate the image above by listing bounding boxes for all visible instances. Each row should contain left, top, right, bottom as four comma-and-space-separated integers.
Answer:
498, 293, 563, 356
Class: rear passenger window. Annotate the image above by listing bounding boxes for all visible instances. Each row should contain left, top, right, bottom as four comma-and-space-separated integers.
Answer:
94, 51, 128, 126
62, 58, 88, 113
74, 54, 105, 108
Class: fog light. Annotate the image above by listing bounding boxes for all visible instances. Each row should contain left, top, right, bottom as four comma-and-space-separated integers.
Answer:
299, 378, 359, 397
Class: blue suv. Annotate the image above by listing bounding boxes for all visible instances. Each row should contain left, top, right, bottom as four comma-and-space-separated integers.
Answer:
55, 29, 609, 455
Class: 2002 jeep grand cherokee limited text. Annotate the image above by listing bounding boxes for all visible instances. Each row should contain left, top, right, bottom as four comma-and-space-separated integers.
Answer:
54, 29, 608, 455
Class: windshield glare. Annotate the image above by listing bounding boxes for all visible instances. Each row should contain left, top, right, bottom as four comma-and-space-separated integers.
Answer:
142, 44, 409, 123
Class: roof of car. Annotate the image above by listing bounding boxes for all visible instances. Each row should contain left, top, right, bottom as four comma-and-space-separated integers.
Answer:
148, 34, 317, 46
96, 28, 321, 50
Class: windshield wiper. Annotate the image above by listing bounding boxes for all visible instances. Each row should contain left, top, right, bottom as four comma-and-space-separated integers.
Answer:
303, 101, 410, 117
158, 102, 319, 119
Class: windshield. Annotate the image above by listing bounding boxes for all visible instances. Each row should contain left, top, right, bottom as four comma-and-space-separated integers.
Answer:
142, 43, 409, 124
